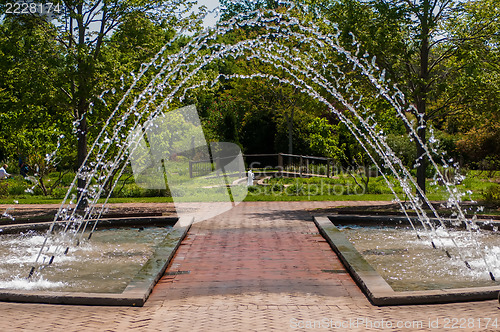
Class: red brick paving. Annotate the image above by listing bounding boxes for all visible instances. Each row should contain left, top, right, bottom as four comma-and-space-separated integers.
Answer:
150, 202, 360, 301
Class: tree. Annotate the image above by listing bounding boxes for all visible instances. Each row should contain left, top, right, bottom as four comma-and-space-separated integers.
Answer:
219, 0, 281, 20
62, 0, 203, 206
307, 117, 344, 159
0, 13, 73, 189
309, 0, 500, 196
202, 77, 327, 155
436, 0, 500, 170
1, 0, 202, 205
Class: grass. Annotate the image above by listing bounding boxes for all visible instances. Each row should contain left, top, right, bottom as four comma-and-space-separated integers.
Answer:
241, 173, 480, 202
0, 196, 63, 205
0, 169, 497, 205
244, 193, 397, 202
0, 193, 445, 204
243, 190, 450, 202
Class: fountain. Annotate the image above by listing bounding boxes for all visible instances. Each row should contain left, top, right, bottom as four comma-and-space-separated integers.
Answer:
337, 223, 500, 292
0, 0, 498, 305
0, 226, 173, 293
314, 215, 499, 305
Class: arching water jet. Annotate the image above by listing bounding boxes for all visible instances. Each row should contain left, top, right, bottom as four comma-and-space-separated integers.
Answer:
17, 2, 497, 287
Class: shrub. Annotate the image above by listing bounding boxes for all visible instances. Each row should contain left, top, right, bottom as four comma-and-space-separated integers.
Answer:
247, 185, 261, 193
286, 182, 306, 196
366, 183, 384, 194
0, 181, 8, 198
482, 184, 500, 206
61, 172, 76, 186
115, 183, 143, 197
7, 182, 28, 196
386, 134, 417, 168
32, 186, 44, 196
51, 187, 72, 199
143, 188, 170, 197
270, 183, 284, 192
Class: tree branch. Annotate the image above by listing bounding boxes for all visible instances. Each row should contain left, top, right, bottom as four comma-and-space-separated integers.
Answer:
83, 0, 103, 18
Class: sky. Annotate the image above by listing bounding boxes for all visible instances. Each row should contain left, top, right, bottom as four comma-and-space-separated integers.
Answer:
198, 0, 221, 28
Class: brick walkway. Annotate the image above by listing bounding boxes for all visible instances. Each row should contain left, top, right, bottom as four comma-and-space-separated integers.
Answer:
0, 201, 499, 331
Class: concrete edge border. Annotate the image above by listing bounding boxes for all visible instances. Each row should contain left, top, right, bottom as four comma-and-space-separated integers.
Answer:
313, 216, 500, 306
325, 214, 500, 231
0, 216, 191, 306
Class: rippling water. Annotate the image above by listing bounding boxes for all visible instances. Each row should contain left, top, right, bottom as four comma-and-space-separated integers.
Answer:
339, 225, 500, 291
0, 226, 172, 293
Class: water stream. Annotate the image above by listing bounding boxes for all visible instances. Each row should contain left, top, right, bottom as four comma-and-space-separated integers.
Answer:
3, 1, 495, 287
339, 225, 500, 291
1, 227, 171, 292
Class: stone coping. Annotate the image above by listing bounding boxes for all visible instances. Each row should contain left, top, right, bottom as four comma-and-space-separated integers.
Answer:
0, 215, 179, 234
313, 215, 500, 306
0, 216, 191, 306
325, 214, 500, 231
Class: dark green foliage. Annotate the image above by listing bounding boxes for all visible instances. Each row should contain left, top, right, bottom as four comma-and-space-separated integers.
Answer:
0, 0, 498, 202
482, 184, 500, 206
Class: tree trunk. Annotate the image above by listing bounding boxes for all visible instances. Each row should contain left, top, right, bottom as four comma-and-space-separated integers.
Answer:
38, 178, 48, 196
77, 111, 88, 210
416, 118, 427, 196
76, 3, 89, 210
287, 111, 293, 155
285, 110, 294, 166
415, 0, 431, 199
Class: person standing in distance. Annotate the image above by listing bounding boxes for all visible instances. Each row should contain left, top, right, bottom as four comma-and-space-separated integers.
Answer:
0, 164, 11, 180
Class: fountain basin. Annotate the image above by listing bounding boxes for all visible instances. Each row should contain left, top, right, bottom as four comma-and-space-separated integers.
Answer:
313, 216, 500, 306
0, 216, 190, 306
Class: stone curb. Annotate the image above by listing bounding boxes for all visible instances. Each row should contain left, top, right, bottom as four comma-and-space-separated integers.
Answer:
326, 214, 500, 231
0, 216, 178, 234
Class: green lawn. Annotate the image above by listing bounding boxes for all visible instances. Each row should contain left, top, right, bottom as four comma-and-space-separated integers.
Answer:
0, 170, 497, 206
